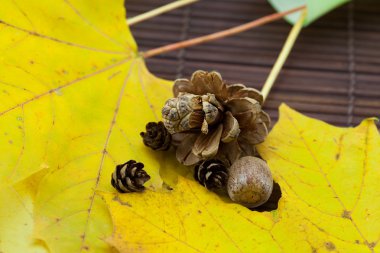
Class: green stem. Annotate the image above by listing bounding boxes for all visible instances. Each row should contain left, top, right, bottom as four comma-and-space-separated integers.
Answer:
127, 0, 199, 26
261, 9, 307, 102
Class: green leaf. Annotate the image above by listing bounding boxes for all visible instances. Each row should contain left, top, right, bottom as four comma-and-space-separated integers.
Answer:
268, 0, 350, 26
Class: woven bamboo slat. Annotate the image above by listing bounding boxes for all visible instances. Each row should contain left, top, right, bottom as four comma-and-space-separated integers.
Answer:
126, 0, 380, 127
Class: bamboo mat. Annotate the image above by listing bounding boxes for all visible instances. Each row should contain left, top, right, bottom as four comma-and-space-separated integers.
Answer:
125, 0, 380, 127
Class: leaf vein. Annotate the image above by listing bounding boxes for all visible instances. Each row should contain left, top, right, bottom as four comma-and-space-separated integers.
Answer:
0, 57, 130, 117
79, 60, 135, 251
63, 0, 129, 51
0, 19, 126, 55
351, 123, 370, 212
8, 106, 26, 181
284, 110, 373, 252
112, 195, 203, 253
186, 180, 244, 253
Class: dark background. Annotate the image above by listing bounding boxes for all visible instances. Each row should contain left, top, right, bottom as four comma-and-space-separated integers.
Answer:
125, 0, 380, 127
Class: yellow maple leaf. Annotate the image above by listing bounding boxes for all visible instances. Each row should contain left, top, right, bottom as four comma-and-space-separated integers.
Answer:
103, 105, 380, 253
0, 0, 173, 252
1, 1, 379, 253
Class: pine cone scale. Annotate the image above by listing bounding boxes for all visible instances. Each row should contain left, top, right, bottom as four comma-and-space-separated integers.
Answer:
192, 124, 223, 158
221, 111, 240, 143
232, 87, 264, 105
176, 134, 202, 165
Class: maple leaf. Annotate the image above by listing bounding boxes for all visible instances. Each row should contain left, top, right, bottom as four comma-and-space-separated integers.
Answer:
1, 1, 379, 253
103, 105, 380, 253
0, 0, 173, 252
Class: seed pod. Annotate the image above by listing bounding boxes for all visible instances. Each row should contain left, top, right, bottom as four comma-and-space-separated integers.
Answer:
140, 122, 171, 151
227, 156, 273, 208
111, 160, 151, 193
194, 159, 228, 192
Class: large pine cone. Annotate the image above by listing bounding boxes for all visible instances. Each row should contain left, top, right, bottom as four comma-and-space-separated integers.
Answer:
162, 70, 270, 166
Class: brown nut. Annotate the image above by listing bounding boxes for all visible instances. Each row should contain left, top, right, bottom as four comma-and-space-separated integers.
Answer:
227, 156, 273, 208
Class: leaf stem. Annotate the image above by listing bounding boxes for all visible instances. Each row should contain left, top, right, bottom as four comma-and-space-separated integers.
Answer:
127, 0, 199, 26
261, 9, 307, 102
142, 5, 306, 59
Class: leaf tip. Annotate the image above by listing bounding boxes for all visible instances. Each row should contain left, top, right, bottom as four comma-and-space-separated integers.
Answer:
355, 117, 379, 133
278, 103, 303, 121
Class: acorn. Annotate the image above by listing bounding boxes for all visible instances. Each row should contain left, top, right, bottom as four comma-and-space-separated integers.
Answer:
227, 156, 273, 208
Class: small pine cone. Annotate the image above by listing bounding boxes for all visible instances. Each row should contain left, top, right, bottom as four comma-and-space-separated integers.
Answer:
140, 122, 172, 151
194, 159, 228, 191
111, 160, 151, 193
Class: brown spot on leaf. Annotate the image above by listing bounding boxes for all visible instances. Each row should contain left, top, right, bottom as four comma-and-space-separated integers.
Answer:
325, 241, 335, 251
355, 240, 360, 244
369, 242, 376, 249
112, 195, 132, 207
197, 210, 202, 214
341, 210, 352, 219
108, 70, 121, 80
335, 153, 340, 160
165, 185, 173, 191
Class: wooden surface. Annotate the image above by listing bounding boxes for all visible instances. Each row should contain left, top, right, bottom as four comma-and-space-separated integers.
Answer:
125, 0, 380, 127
